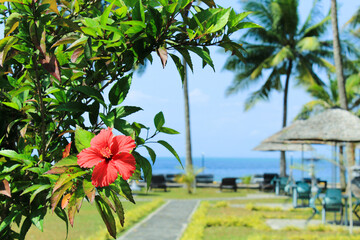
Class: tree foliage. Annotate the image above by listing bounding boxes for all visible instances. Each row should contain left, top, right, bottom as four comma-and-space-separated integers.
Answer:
0, 0, 254, 239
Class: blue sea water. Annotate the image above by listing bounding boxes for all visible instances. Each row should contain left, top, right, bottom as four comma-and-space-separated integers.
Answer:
151, 157, 341, 183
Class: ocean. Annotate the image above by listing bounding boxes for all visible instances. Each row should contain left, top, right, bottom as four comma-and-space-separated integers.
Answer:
151, 157, 341, 183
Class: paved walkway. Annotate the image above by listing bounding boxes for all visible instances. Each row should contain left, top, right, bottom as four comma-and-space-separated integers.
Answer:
117, 200, 199, 240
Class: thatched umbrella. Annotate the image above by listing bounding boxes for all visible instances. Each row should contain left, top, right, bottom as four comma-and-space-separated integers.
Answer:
278, 108, 360, 231
255, 120, 316, 179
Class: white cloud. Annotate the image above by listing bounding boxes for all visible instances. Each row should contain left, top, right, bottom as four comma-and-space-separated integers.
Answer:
189, 88, 209, 104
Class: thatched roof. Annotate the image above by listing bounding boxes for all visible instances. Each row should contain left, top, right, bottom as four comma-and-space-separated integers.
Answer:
253, 142, 314, 151
279, 108, 360, 143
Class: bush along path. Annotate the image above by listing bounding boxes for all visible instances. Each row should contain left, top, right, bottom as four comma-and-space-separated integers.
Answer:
117, 200, 199, 240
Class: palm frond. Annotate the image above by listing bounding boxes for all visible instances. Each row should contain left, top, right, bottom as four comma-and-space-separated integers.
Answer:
244, 67, 282, 110
302, 14, 331, 38
296, 36, 320, 52
270, 46, 294, 66
294, 99, 331, 120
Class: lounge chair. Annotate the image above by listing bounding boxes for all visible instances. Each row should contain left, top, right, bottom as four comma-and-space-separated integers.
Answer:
292, 181, 311, 208
322, 188, 343, 224
150, 174, 167, 192
196, 174, 214, 184
220, 178, 237, 192
351, 176, 360, 220
273, 176, 289, 195
259, 173, 279, 191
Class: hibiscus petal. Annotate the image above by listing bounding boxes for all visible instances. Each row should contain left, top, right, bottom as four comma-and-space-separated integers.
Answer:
111, 135, 136, 154
91, 161, 119, 187
77, 147, 103, 168
90, 127, 113, 149
111, 153, 136, 180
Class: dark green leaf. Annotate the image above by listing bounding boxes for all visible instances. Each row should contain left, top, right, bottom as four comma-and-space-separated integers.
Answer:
19, 217, 31, 240
187, 46, 215, 71
154, 111, 165, 130
169, 53, 185, 83
144, 146, 156, 164
133, 152, 152, 189
73, 86, 105, 106
114, 118, 134, 136
115, 106, 142, 118
54, 102, 90, 113
31, 206, 46, 231
95, 195, 117, 239
54, 207, 69, 240
110, 191, 125, 227
159, 127, 179, 134
100, 112, 115, 128
30, 184, 51, 203
0, 210, 19, 233
109, 75, 132, 105
158, 140, 183, 168
133, 0, 145, 22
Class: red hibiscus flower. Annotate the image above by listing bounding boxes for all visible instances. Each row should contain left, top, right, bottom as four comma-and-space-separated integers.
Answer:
77, 128, 136, 187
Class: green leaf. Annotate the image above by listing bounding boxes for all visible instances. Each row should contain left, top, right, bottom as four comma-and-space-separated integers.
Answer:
187, 46, 215, 71
100, 0, 115, 26
159, 127, 179, 134
54, 207, 68, 240
83, 178, 95, 203
73, 86, 106, 106
19, 217, 32, 240
95, 195, 117, 239
158, 140, 183, 168
109, 75, 132, 105
54, 102, 90, 112
75, 126, 95, 152
235, 22, 262, 30
169, 53, 185, 83
53, 155, 78, 168
100, 112, 115, 128
110, 191, 125, 227
0, 150, 34, 163
98, 188, 116, 211
0, 210, 20, 233
21, 184, 42, 195
53, 171, 87, 193
144, 146, 156, 164
206, 8, 231, 33
114, 118, 134, 136
4, 13, 21, 36
31, 206, 46, 231
115, 106, 142, 118
30, 184, 51, 203
113, 178, 135, 203
134, 152, 152, 189
174, 47, 193, 72
133, 0, 145, 23
154, 111, 165, 130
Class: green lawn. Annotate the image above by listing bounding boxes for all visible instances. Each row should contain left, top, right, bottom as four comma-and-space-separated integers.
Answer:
23, 200, 145, 240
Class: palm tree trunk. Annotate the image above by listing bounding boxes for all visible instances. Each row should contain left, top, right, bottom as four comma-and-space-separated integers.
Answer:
183, 58, 194, 193
339, 145, 346, 191
280, 60, 293, 177
331, 0, 352, 233
331, 0, 348, 110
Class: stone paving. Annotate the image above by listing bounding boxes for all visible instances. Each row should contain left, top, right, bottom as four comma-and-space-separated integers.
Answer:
117, 200, 199, 240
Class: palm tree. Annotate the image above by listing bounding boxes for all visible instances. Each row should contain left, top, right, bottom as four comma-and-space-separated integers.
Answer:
224, 0, 333, 176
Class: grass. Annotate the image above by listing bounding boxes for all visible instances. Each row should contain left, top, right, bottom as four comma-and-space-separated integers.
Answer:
22, 200, 150, 240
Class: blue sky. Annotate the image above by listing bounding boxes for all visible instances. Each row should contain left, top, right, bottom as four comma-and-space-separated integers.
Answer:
122, 0, 358, 160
